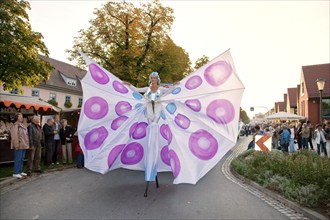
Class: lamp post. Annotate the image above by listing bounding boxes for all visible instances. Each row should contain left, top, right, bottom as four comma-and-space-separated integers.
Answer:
316, 78, 325, 124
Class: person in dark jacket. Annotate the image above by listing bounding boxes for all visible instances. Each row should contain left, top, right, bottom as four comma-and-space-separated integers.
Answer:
60, 119, 75, 164
307, 121, 314, 150
27, 115, 43, 176
43, 118, 55, 166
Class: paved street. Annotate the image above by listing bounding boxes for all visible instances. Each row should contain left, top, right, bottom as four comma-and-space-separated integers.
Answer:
1, 137, 300, 219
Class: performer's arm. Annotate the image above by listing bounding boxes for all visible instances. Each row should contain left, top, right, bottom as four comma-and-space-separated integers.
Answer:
160, 82, 180, 94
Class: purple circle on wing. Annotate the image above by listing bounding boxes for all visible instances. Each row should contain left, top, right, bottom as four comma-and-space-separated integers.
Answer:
185, 99, 201, 112
206, 99, 235, 124
188, 129, 218, 160
84, 96, 108, 120
129, 122, 138, 138
174, 114, 191, 129
121, 142, 144, 165
89, 63, 110, 84
113, 80, 128, 94
169, 150, 180, 178
160, 124, 173, 144
204, 61, 232, 86
160, 145, 170, 166
111, 116, 128, 130
132, 122, 148, 139
84, 126, 108, 150
115, 101, 132, 116
108, 144, 125, 168
185, 75, 203, 90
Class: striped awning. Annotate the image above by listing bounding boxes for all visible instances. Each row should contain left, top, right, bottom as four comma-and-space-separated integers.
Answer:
0, 93, 61, 112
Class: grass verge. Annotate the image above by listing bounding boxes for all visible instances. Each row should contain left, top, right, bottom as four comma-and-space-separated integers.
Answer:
231, 149, 330, 210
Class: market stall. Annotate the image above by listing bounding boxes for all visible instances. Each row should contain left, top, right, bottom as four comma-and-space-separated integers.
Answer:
0, 93, 60, 163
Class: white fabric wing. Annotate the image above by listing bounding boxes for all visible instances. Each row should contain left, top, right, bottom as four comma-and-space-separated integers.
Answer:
78, 49, 244, 184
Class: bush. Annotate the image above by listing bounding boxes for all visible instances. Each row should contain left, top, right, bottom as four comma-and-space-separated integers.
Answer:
47, 99, 58, 106
64, 101, 72, 108
231, 149, 330, 208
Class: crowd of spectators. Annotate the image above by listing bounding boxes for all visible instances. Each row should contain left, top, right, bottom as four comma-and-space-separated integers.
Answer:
9, 113, 83, 178
246, 120, 330, 157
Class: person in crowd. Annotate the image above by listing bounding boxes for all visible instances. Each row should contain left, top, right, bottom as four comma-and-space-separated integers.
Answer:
27, 115, 43, 176
247, 125, 264, 150
279, 124, 291, 152
301, 123, 310, 150
75, 138, 84, 169
43, 118, 55, 166
325, 121, 330, 158
60, 119, 75, 164
264, 127, 272, 136
307, 121, 314, 150
52, 114, 61, 165
314, 124, 328, 157
10, 112, 29, 178
244, 125, 249, 136
296, 122, 303, 150
289, 124, 296, 153
272, 130, 279, 150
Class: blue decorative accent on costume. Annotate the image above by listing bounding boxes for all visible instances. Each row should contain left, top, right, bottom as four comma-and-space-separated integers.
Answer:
172, 87, 181, 95
166, 103, 177, 115
133, 92, 143, 100
145, 88, 161, 101
135, 103, 143, 109
160, 110, 166, 120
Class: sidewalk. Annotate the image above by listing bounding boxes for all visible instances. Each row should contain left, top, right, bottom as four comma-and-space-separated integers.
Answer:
0, 164, 76, 190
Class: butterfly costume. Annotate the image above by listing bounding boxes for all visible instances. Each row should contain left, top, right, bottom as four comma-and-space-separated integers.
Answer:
78, 49, 244, 184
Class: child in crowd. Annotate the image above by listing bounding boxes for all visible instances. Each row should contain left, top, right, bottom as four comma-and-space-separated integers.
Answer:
75, 139, 84, 169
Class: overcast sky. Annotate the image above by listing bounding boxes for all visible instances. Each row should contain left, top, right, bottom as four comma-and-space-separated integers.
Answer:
26, 0, 330, 118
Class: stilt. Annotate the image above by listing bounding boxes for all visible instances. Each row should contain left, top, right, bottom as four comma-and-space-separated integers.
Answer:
144, 181, 150, 197
155, 176, 159, 188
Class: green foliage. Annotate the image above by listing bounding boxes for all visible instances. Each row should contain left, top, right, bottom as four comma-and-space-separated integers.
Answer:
240, 107, 250, 124
47, 99, 58, 106
194, 55, 209, 70
231, 150, 330, 208
67, 0, 191, 87
64, 101, 72, 108
0, 0, 53, 91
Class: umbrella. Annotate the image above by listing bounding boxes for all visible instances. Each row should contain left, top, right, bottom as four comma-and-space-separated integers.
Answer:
265, 111, 306, 120
77, 49, 245, 185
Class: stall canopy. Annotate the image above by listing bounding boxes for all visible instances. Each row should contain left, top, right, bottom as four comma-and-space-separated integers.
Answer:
265, 111, 306, 120
0, 93, 61, 112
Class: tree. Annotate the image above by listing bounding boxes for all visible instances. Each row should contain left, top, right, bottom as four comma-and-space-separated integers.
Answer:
194, 55, 209, 70
67, 0, 191, 86
0, 0, 53, 91
240, 107, 250, 124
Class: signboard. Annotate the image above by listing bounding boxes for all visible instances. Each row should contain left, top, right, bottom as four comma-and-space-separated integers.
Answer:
255, 135, 272, 152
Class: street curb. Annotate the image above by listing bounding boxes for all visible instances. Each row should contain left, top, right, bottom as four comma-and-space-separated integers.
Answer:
0, 165, 75, 190
229, 165, 328, 220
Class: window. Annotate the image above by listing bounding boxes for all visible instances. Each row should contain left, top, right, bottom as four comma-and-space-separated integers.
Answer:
60, 73, 77, 87
65, 96, 71, 103
10, 89, 18, 94
322, 98, 330, 118
49, 93, 56, 101
31, 89, 39, 97
301, 82, 304, 95
78, 97, 83, 107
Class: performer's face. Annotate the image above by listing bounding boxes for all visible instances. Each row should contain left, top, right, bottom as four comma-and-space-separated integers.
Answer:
150, 76, 158, 85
